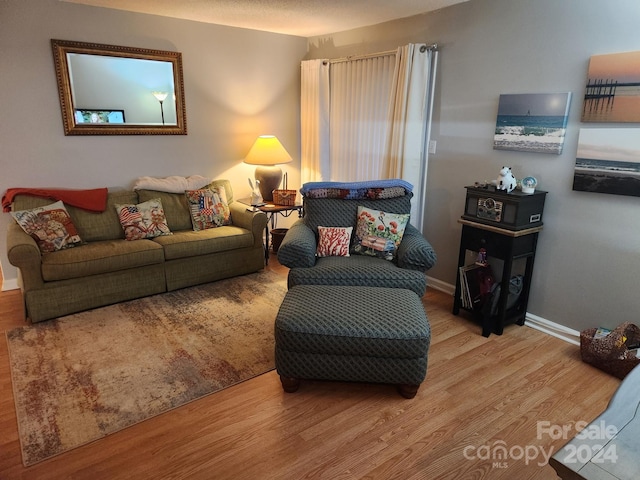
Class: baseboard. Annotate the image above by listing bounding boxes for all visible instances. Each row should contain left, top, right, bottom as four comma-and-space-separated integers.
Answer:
426, 275, 455, 296
524, 313, 580, 345
1, 278, 19, 291
426, 276, 580, 345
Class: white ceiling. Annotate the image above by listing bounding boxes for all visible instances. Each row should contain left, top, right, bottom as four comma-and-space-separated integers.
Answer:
62, 0, 469, 37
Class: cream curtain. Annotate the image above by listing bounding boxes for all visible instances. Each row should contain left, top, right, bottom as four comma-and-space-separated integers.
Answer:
300, 45, 438, 230
384, 44, 438, 230
300, 59, 330, 183
328, 54, 396, 181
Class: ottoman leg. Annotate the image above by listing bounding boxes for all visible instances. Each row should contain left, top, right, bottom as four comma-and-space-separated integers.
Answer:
279, 375, 300, 393
397, 384, 420, 399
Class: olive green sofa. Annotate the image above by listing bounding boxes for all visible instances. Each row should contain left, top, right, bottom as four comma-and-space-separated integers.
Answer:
6, 180, 267, 323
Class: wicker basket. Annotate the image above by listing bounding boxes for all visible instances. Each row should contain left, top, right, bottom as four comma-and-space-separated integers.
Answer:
580, 322, 640, 379
272, 189, 297, 206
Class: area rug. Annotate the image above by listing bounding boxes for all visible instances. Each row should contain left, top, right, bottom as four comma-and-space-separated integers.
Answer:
6, 270, 287, 466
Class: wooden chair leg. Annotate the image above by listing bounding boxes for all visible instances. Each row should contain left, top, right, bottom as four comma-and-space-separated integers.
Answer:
279, 376, 300, 393
397, 384, 419, 399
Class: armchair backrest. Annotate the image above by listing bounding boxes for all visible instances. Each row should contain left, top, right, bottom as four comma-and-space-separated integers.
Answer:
302, 193, 413, 233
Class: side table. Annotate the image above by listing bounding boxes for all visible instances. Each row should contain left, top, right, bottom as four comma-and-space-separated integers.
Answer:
453, 219, 542, 337
237, 198, 303, 263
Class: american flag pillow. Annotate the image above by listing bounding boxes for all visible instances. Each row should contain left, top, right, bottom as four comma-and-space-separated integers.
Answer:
114, 198, 171, 241
185, 187, 231, 231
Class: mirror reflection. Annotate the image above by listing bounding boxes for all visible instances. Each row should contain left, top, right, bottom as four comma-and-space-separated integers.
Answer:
52, 39, 187, 135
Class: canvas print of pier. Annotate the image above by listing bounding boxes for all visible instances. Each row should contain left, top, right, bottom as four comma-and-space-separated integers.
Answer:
493, 93, 571, 154
582, 50, 640, 123
573, 128, 640, 198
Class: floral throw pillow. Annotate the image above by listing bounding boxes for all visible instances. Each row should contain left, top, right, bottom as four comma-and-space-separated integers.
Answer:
114, 198, 172, 241
11, 200, 83, 253
316, 226, 353, 257
185, 187, 231, 231
352, 206, 409, 261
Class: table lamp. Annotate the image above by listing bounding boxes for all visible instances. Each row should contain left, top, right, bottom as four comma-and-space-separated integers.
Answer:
244, 135, 292, 202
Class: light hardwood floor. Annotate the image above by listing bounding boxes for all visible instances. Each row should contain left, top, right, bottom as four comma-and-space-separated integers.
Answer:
0, 261, 620, 479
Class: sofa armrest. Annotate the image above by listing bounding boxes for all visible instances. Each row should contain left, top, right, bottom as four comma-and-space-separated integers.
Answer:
396, 224, 437, 272
277, 220, 317, 268
229, 202, 268, 248
6, 222, 45, 289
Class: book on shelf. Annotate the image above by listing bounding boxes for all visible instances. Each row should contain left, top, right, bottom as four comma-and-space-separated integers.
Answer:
459, 263, 495, 311
459, 265, 471, 309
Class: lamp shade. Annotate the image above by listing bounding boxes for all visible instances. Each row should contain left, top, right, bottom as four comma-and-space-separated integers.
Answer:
244, 135, 293, 166
244, 135, 293, 202
152, 91, 168, 102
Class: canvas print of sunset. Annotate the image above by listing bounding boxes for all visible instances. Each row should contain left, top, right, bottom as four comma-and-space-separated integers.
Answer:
582, 50, 640, 122
573, 128, 640, 198
493, 93, 571, 154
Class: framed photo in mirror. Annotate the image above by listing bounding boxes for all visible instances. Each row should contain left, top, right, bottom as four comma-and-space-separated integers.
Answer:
74, 109, 125, 124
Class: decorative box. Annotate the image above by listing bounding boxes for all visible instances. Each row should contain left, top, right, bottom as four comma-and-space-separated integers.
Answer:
273, 189, 297, 206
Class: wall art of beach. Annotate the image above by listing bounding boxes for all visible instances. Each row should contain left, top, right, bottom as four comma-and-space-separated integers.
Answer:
493, 93, 571, 155
582, 50, 640, 123
573, 128, 640, 198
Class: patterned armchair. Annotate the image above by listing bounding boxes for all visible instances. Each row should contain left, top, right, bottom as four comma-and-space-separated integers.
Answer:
277, 181, 437, 297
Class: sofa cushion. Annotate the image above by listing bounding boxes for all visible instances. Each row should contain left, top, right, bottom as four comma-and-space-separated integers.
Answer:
114, 198, 172, 241
287, 255, 427, 297
302, 194, 413, 233
137, 180, 235, 232
185, 187, 231, 230
136, 189, 193, 232
207, 179, 235, 203
151, 225, 254, 260
41, 239, 165, 282
11, 190, 137, 243
316, 226, 352, 257
11, 200, 83, 253
352, 206, 409, 261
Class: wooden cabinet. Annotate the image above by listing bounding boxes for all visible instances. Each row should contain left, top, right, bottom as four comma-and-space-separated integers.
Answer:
453, 219, 542, 337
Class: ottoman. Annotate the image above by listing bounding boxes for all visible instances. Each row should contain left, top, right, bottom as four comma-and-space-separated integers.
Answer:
275, 285, 430, 399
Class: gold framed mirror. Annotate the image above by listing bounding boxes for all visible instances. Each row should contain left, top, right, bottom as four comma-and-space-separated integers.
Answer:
51, 39, 187, 135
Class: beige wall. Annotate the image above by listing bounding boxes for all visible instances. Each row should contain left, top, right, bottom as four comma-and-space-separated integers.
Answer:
306, 0, 640, 333
3, 0, 640, 334
0, 0, 308, 286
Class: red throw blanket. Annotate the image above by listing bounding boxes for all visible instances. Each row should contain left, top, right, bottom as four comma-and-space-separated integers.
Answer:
2, 187, 109, 213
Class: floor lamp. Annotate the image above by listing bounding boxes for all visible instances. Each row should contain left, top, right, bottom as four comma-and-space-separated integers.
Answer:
152, 91, 168, 125
244, 135, 293, 202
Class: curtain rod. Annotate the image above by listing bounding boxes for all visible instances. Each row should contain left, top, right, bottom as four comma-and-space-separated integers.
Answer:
326, 49, 396, 65
324, 43, 438, 65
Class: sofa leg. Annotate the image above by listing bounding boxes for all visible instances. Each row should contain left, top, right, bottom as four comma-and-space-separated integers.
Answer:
397, 384, 420, 399
279, 376, 300, 393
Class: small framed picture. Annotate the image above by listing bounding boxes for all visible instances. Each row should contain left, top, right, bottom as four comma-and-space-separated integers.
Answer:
74, 109, 125, 124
